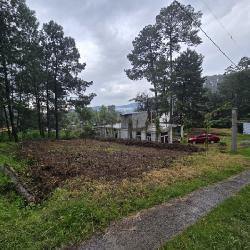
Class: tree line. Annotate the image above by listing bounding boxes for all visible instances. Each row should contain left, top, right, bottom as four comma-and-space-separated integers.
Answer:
126, 1, 205, 128
206, 57, 250, 127
0, 0, 95, 142
126, 0, 250, 128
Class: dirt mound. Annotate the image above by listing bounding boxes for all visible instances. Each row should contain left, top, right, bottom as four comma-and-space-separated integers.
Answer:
95, 137, 202, 152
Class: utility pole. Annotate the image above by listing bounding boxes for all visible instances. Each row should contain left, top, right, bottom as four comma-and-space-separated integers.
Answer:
231, 108, 238, 152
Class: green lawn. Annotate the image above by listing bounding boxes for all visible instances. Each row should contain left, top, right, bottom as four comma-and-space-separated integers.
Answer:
0, 130, 250, 249
161, 184, 250, 250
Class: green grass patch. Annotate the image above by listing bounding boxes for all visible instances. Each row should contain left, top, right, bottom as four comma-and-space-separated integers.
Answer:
238, 147, 250, 157
161, 184, 250, 250
0, 142, 27, 173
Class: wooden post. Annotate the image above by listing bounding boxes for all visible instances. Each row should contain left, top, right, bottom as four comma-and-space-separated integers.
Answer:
180, 125, 184, 140
231, 108, 238, 152
169, 125, 173, 144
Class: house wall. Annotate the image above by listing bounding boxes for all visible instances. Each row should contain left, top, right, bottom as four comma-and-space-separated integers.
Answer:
151, 131, 157, 142
121, 115, 132, 129
132, 131, 137, 139
141, 130, 146, 141
132, 112, 148, 129
120, 129, 128, 139
121, 112, 148, 129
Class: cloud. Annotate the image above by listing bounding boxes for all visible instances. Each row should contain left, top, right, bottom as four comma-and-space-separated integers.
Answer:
26, 0, 250, 106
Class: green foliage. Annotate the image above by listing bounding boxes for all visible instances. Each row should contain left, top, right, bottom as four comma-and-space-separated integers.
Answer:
80, 125, 95, 138
0, 143, 27, 173
131, 93, 156, 112
41, 20, 95, 139
0, 132, 10, 143
75, 106, 94, 126
173, 49, 206, 126
205, 57, 250, 126
0, 1, 95, 142
126, 1, 203, 118
218, 141, 227, 153
20, 130, 42, 141
219, 68, 250, 119
96, 105, 119, 125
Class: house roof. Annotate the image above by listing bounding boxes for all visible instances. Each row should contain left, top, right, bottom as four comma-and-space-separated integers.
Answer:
120, 111, 147, 116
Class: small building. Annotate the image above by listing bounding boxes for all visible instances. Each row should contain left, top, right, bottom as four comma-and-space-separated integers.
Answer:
243, 122, 250, 135
95, 111, 183, 143
95, 123, 121, 138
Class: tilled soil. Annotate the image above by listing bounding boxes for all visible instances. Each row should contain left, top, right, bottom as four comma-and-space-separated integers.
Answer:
19, 139, 189, 199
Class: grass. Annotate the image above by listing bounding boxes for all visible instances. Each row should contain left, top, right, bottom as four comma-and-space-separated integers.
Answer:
161, 184, 250, 250
0, 164, 248, 250
0, 129, 250, 249
0, 142, 27, 173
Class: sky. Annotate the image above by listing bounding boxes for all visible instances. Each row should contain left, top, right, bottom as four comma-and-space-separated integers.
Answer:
26, 0, 250, 106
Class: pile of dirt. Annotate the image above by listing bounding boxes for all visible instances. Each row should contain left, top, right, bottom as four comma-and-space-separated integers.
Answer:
18, 139, 195, 200
95, 137, 203, 152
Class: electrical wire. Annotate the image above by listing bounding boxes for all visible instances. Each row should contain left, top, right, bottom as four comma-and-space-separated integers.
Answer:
199, 0, 239, 46
176, 1, 239, 69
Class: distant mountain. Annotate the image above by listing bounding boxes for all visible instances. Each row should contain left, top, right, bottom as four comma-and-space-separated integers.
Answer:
115, 103, 138, 113
204, 74, 224, 93
91, 103, 138, 113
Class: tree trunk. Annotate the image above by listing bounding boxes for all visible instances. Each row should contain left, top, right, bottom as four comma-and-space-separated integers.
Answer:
46, 78, 51, 138
148, 44, 158, 115
168, 33, 174, 144
16, 90, 22, 133
54, 71, 59, 139
0, 165, 36, 203
2, 58, 18, 142
36, 95, 44, 138
3, 104, 11, 140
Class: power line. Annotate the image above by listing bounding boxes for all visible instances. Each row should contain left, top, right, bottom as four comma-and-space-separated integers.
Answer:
176, 1, 239, 69
199, 0, 239, 47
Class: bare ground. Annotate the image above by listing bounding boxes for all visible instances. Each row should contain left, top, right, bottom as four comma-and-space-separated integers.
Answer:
18, 139, 190, 199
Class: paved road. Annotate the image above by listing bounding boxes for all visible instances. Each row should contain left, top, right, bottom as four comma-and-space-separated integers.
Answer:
77, 170, 250, 250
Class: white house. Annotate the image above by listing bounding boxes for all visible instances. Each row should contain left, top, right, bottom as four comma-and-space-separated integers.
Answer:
95, 111, 184, 143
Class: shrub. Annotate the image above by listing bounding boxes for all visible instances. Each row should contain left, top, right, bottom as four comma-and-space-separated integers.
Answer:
80, 125, 95, 139
218, 141, 227, 153
21, 130, 41, 141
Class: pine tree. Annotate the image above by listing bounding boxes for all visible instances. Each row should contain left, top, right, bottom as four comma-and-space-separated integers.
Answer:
173, 49, 205, 126
0, 0, 38, 141
156, 0, 202, 126
125, 25, 163, 113
41, 21, 95, 139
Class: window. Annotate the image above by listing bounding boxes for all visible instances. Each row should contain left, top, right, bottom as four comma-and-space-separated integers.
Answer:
136, 131, 141, 140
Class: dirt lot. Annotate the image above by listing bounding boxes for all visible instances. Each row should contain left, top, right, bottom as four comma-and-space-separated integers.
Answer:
18, 139, 193, 199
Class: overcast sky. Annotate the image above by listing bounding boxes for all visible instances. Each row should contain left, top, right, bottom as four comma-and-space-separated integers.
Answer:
26, 0, 250, 106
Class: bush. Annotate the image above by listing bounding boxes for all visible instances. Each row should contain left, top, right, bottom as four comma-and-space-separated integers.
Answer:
20, 130, 41, 141
0, 132, 10, 142
218, 141, 227, 153
80, 125, 95, 139
61, 129, 71, 140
